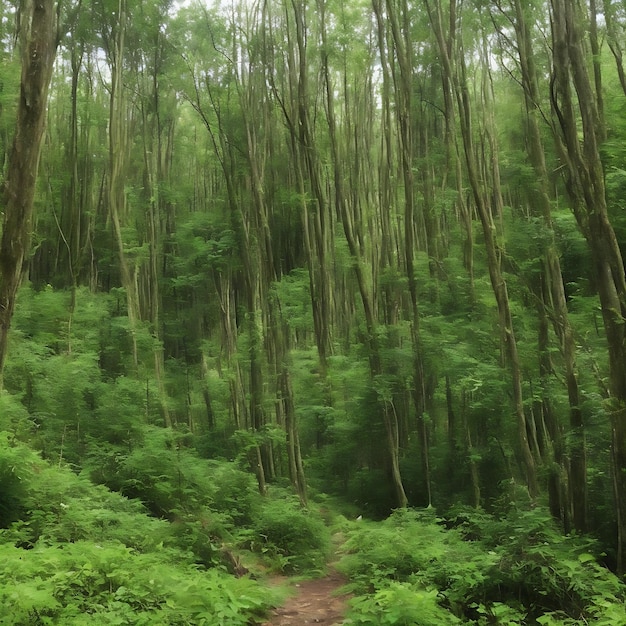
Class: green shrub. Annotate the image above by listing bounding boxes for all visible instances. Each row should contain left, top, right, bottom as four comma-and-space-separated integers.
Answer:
0, 394, 32, 441
0, 435, 279, 625
0, 437, 176, 553
0, 540, 277, 625
91, 374, 148, 444
476, 507, 625, 622
87, 427, 215, 518
87, 427, 261, 528
206, 459, 261, 525
0, 434, 30, 528
349, 584, 461, 626
338, 508, 472, 590
247, 494, 331, 573
337, 506, 626, 624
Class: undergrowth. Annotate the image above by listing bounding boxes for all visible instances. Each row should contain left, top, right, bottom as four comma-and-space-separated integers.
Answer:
242, 494, 331, 573
0, 541, 271, 625
337, 507, 626, 625
0, 431, 283, 625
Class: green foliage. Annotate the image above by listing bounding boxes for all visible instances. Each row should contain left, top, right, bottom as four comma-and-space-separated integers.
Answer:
552, 210, 593, 298
0, 429, 254, 572
0, 541, 274, 625
0, 393, 32, 443
0, 434, 278, 625
298, 348, 415, 516
464, 507, 625, 621
3, 287, 163, 463
205, 459, 261, 525
87, 426, 260, 526
0, 433, 174, 552
338, 509, 468, 590
270, 269, 313, 334
0, 434, 29, 528
91, 375, 148, 444
349, 584, 461, 625
4, 3, 626, 622
246, 493, 331, 573
338, 507, 625, 624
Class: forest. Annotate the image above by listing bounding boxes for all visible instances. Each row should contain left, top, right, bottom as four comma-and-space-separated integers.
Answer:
1, 0, 626, 623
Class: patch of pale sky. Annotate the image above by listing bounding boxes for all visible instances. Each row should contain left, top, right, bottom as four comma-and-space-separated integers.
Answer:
172, 0, 258, 13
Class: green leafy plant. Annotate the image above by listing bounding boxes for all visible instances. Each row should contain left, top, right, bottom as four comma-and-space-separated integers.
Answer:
349, 583, 461, 625
0, 435, 279, 625
246, 493, 331, 573
0, 540, 277, 625
337, 506, 625, 624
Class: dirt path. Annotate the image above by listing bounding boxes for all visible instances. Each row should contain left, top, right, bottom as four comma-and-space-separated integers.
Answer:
261, 569, 351, 626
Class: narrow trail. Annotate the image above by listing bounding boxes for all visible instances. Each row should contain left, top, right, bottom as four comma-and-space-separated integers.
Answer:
261, 568, 351, 626
261, 523, 352, 626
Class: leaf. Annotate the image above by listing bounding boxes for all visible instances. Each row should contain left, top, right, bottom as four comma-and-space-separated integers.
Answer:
578, 553, 596, 564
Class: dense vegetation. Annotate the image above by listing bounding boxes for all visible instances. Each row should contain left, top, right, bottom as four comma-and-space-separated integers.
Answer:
2, 0, 626, 623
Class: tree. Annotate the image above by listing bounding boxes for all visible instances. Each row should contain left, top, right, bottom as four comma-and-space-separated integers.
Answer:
425, 0, 539, 498
0, 0, 59, 386
550, 0, 626, 572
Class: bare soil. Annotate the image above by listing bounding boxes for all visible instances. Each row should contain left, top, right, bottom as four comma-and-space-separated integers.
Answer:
261, 569, 351, 626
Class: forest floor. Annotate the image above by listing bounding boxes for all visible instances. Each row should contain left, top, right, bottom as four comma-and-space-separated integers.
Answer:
261, 568, 351, 626
260, 525, 352, 626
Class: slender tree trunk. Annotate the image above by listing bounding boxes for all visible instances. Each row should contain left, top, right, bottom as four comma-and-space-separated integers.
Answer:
186, 37, 269, 492
200, 354, 215, 430
461, 388, 481, 508
425, 0, 538, 497
551, 0, 626, 571
60, 42, 83, 290
320, 0, 407, 508
107, 0, 143, 374
603, 0, 626, 97
377, 0, 432, 507
509, 0, 587, 530
279, 348, 307, 505
269, 0, 334, 372
138, 48, 173, 428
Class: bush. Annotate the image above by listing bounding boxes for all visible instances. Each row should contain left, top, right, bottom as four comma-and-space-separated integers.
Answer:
349, 584, 461, 626
338, 508, 477, 590
337, 506, 626, 624
0, 394, 32, 442
87, 427, 216, 518
206, 460, 261, 525
0, 434, 30, 528
0, 540, 277, 625
0, 435, 181, 554
87, 427, 261, 528
248, 494, 331, 573
0, 435, 279, 625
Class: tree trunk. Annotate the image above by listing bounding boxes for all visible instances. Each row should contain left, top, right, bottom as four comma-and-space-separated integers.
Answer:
377, 0, 432, 508
603, 0, 626, 97
426, 0, 538, 498
550, 0, 626, 571
0, 0, 58, 386
107, 0, 143, 374
509, 0, 586, 530
320, 0, 407, 508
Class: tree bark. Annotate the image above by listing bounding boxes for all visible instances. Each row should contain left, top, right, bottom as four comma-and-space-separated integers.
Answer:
378, 0, 432, 507
602, 0, 626, 97
0, 0, 58, 386
508, 0, 586, 531
550, 0, 626, 571
425, 0, 539, 498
